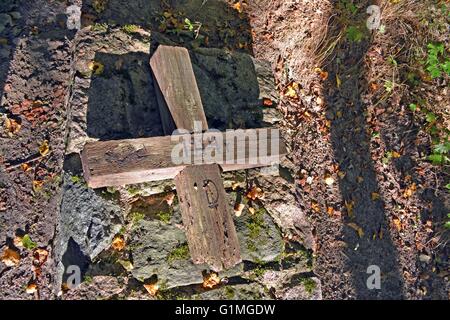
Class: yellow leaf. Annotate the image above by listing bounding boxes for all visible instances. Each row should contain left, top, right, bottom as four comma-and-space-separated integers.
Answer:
39, 140, 50, 157
143, 283, 159, 296
345, 200, 354, 217
392, 151, 401, 158
347, 223, 364, 238
33, 180, 44, 192
371, 192, 380, 201
336, 74, 342, 88
232, 1, 244, 13
88, 61, 104, 75
111, 236, 125, 251
248, 206, 256, 215
403, 183, 416, 198
202, 272, 221, 289
284, 82, 299, 100
311, 201, 320, 213
5, 117, 21, 136
21, 163, 31, 172
392, 217, 402, 232
1, 248, 20, 267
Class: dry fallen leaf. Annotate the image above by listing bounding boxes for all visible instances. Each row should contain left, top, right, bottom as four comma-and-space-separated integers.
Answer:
345, 200, 354, 217
371, 192, 380, 201
26, 283, 37, 294
111, 236, 125, 251
21, 163, 31, 172
311, 201, 320, 213
246, 187, 264, 201
234, 203, 245, 217
314, 67, 329, 80
263, 98, 273, 107
39, 140, 50, 157
88, 61, 104, 75
1, 248, 20, 267
392, 217, 402, 232
284, 82, 299, 100
347, 223, 364, 238
5, 117, 21, 137
324, 175, 334, 186
33, 180, 44, 192
33, 248, 49, 266
232, 1, 244, 13
336, 74, 342, 88
248, 206, 256, 215
144, 283, 159, 296
403, 183, 416, 198
164, 192, 175, 206
202, 272, 220, 289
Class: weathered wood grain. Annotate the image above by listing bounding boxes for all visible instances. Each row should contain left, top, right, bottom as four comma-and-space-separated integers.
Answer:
174, 164, 241, 271
81, 128, 286, 188
150, 45, 208, 132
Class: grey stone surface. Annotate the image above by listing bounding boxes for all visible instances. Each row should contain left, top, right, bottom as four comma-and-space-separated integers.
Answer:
193, 283, 270, 300
129, 199, 285, 288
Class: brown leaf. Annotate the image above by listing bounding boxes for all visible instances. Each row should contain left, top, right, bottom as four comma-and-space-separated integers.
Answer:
39, 140, 50, 157
202, 272, 220, 289
143, 283, 159, 296
347, 223, 364, 238
5, 117, 21, 136
246, 187, 264, 201
26, 283, 38, 294
234, 203, 245, 217
1, 248, 20, 267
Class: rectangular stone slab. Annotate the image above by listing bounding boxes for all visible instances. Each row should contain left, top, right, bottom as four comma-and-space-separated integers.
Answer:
150, 45, 208, 132
81, 128, 286, 188
174, 164, 241, 271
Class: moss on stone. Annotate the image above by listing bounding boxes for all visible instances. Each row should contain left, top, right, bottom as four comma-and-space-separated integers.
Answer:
156, 210, 171, 224
301, 278, 317, 295
167, 243, 190, 263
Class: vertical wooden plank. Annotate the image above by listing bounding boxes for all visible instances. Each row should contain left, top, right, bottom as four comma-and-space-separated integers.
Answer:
150, 45, 208, 132
151, 70, 177, 135
174, 164, 242, 272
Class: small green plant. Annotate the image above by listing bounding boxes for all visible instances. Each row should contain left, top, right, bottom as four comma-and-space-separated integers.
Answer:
167, 243, 190, 263
91, 23, 108, 32
156, 211, 171, 224
428, 138, 450, 165
426, 43, 450, 79
301, 278, 317, 295
22, 234, 37, 250
83, 275, 93, 284
409, 103, 418, 112
384, 80, 394, 93
122, 24, 140, 34
131, 211, 145, 225
445, 213, 450, 230
70, 175, 82, 184
346, 25, 365, 42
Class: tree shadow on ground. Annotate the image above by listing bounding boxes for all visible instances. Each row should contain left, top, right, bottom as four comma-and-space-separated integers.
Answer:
322, 0, 404, 299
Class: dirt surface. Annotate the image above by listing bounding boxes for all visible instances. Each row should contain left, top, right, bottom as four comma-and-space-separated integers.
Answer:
0, 0, 448, 300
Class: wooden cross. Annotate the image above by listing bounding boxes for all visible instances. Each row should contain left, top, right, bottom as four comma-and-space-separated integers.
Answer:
81, 46, 287, 272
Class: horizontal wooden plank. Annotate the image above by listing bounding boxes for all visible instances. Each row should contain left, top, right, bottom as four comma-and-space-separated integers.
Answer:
175, 164, 241, 271
150, 45, 208, 132
81, 128, 287, 188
